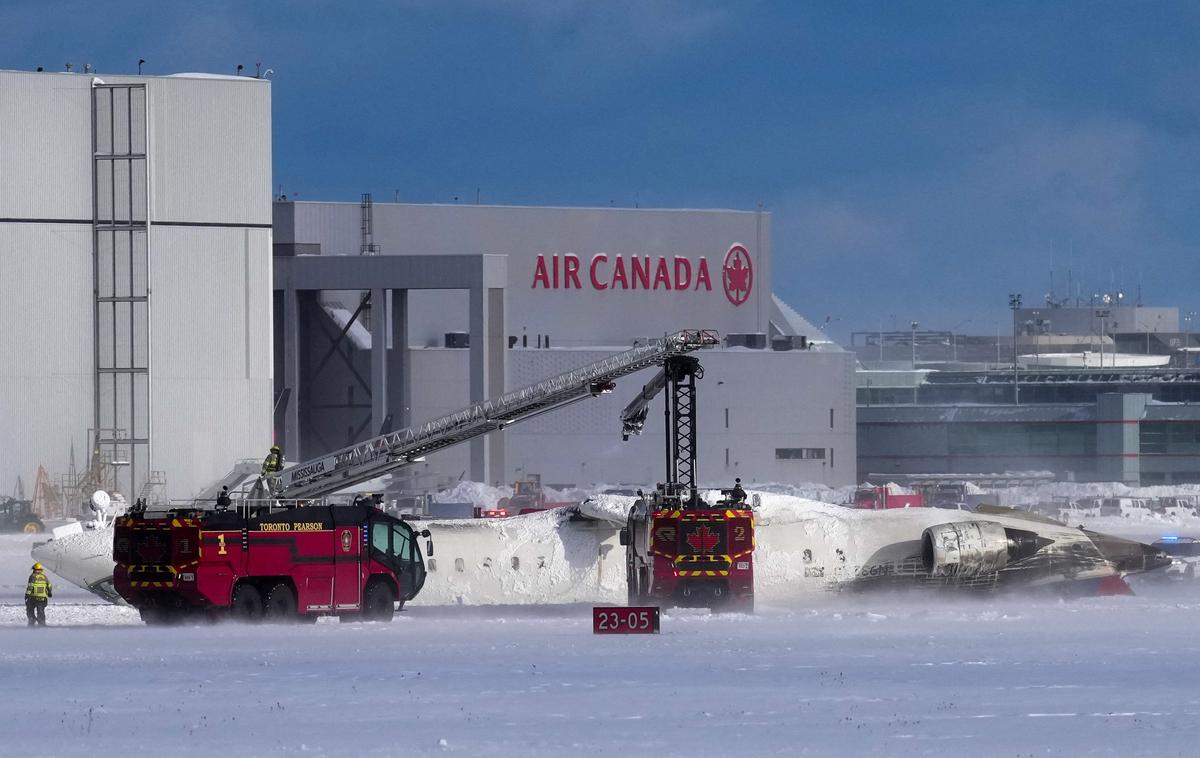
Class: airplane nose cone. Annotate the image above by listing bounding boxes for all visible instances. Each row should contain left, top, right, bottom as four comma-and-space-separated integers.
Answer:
1087, 531, 1173, 573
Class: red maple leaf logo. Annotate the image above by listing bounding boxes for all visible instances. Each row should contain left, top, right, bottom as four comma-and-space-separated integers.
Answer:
686, 525, 720, 552
135, 536, 167, 563
722, 245, 753, 306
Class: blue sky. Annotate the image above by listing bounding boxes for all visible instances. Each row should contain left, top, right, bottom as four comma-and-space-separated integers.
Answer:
4, 1, 1199, 342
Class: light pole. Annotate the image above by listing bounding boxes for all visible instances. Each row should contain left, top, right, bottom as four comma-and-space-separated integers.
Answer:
951, 319, 971, 362
1009, 294, 1022, 404
1031, 311, 1041, 367
911, 320, 920, 405
1096, 309, 1111, 368
911, 320, 919, 369
1186, 311, 1196, 368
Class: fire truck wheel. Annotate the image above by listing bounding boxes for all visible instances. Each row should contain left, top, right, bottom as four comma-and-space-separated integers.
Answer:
264, 582, 298, 622
139, 607, 169, 625
363, 581, 396, 622
230, 582, 264, 622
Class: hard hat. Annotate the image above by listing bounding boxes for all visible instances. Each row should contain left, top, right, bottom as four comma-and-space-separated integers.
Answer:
270, 444, 280, 452
32, 563, 43, 571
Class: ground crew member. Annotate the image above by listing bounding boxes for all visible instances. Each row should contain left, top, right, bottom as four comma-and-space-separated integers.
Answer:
731, 478, 747, 504
261, 444, 284, 476
25, 562, 52, 627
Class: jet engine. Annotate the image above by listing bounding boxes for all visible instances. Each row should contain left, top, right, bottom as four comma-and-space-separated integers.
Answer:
921, 521, 1051, 578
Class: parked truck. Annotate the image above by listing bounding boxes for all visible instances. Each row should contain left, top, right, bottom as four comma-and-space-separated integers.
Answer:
479, 474, 575, 518
0, 497, 44, 533
852, 486, 925, 510
113, 500, 430, 624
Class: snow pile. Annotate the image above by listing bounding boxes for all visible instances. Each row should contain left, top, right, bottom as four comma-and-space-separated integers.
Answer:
744, 480, 855, 503
432, 480, 511, 509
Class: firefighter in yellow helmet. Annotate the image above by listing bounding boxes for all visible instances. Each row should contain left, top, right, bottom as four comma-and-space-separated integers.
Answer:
25, 562, 52, 627
261, 444, 284, 476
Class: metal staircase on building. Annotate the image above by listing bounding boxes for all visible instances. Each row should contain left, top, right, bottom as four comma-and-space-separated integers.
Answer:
272, 330, 720, 500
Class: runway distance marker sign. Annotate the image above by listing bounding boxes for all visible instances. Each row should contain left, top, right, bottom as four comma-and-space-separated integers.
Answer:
592, 606, 660, 634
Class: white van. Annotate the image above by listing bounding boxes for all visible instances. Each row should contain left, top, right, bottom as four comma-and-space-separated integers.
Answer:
1098, 497, 1154, 518
1157, 496, 1199, 519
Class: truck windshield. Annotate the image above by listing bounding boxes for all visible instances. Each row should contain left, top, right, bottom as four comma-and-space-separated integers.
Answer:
391, 525, 412, 562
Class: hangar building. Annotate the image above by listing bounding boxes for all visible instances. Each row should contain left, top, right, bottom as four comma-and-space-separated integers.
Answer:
273, 200, 856, 489
0, 69, 273, 501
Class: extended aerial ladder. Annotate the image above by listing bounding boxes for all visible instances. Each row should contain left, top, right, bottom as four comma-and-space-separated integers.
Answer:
620, 354, 704, 507
269, 330, 720, 502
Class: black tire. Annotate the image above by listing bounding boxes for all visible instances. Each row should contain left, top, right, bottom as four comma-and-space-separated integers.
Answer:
229, 583, 263, 622
363, 581, 396, 622
23, 521, 43, 534
264, 582, 298, 623
140, 606, 189, 625
139, 607, 169, 625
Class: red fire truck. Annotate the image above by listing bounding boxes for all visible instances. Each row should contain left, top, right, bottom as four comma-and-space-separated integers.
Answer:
617, 349, 756, 611
622, 484, 755, 611
852, 485, 925, 510
113, 501, 430, 624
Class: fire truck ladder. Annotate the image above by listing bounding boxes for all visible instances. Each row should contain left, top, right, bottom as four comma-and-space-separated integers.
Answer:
620, 354, 703, 507
273, 330, 720, 501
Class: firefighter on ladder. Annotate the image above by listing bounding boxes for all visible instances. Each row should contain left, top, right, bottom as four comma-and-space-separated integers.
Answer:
262, 445, 284, 477
25, 562, 52, 627
255, 444, 285, 501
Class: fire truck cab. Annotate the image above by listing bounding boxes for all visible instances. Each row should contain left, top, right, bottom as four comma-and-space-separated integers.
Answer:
621, 484, 755, 612
113, 502, 429, 624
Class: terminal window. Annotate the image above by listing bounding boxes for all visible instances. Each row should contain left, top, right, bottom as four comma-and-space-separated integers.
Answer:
776, 448, 826, 460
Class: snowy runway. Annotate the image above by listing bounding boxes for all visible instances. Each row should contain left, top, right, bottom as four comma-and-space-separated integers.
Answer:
4, 592, 1200, 756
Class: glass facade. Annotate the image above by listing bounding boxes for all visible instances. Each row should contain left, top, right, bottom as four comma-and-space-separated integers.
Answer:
947, 424, 1096, 457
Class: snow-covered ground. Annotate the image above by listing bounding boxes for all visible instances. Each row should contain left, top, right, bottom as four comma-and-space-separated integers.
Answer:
7, 534, 1200, 755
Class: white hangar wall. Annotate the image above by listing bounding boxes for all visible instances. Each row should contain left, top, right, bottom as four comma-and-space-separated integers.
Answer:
0, 69, 272, 502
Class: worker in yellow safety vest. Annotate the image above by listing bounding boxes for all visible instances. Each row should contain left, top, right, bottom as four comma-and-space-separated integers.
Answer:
25, 563, 52, 627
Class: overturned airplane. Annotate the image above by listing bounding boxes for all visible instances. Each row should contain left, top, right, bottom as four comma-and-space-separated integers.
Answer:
33, 490, 1170, 609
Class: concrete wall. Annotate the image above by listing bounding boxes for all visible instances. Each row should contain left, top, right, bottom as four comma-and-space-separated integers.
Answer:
149, 226, 273, 496
0, 222, 96, 489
